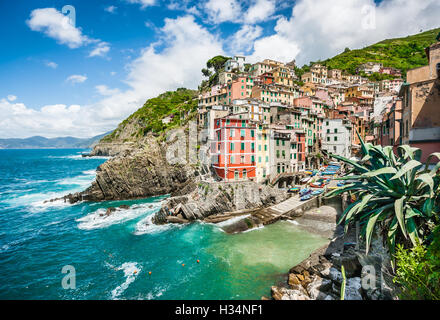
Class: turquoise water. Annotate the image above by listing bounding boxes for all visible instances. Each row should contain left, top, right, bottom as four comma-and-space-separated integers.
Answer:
0, 149, 327, 300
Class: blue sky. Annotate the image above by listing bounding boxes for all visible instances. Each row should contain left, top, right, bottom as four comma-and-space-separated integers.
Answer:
0, 0, 438, 138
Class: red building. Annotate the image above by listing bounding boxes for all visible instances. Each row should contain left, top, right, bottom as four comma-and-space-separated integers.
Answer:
211, 114, 257, 181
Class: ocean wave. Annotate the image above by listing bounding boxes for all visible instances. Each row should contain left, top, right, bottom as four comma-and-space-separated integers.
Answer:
133, 213, 184, 235
56, 171, 96, 189
2, 191, 70, 212
47, 155, 111, 160
241, 224, 265, 233
215, 214, 251, 227
110, 262, 140, 299
77, 202, 161, 230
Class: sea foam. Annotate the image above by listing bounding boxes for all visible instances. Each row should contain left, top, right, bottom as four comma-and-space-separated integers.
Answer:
77, 202, 161, 230
110, 262, 140, 299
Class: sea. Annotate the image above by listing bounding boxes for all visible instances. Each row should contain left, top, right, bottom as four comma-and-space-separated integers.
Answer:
0, 149, 327, 300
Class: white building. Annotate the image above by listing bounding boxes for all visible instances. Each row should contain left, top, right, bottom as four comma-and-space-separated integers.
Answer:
224, 56, 246, 72
322, 119, 352, 158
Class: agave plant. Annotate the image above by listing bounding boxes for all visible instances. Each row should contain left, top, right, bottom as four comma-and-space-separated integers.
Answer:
325, 133, 440, 263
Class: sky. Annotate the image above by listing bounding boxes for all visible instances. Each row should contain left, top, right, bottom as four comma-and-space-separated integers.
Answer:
0, 0, 439, 139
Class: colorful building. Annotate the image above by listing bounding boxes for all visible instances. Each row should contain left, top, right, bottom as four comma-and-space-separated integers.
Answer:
211, 114, 257, 181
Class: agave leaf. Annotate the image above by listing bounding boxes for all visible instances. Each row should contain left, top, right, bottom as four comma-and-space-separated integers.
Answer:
422, 198, 434, 217
397, 145, 415, 160
329, 153, 369, 174
388, 217, 398, 270
337, 199, 362, 225
390, 160, 422, 180
394, 197, 407, 238
424, 152, 440, 172
412, 148, 422, 162
406, 214, 419, 246
346, 194, 375, 223
415, 173, 434, 197
361, 167, 397, 178
365, 206, 388, 254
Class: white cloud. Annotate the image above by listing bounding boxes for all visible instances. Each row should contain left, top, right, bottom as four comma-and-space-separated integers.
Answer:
66, 74, 87, 84
249, 33, 299, 63
0, 15, 223, 138
126, 0, 156, 9
7, 95, 17, 102
45, 61, 58, 69
27, 8, 90, 48
264, 0, 440, 66
228, 25, 263, 54
95, 85, 120, 96
89, 42, 110, 57
27, 8, 110, 56
105, 5, 117, 13
244, 0, 276, 24
204, 0, 241, 23
0, 98, 94, 138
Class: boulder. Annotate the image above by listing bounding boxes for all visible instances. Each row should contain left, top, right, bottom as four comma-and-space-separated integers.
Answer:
306, 275, 332, 300
288, 273, 301, 286
332, 253, 362, 278
271, 286, 310, 300
328, 267, 343, 284
119, 204, 130, 209
344, 277, 363, 300
105, 207, 117, 216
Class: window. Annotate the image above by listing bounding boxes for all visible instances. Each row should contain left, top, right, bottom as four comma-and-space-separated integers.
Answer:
251, 130, 255, 138
258, 145, 262, 151
240, 129, 245, 137
243, 169, 247, 179
226, 119, 230, 125
334, 128, 338, 133
276, 150, 280, 158
230, 143, 235, 151
230, 156, 235, 164
241, 155, 245, 163
251, 143, 255, 151
230, 129, 235, 137
327, 129, 330, 133
334, 136, 338, 141
234, 170, 239, 180
251, 155, 255, 163
241, 142, 245, 150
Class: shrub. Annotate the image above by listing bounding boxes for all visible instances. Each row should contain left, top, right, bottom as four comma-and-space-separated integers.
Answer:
394, 226, 440, 300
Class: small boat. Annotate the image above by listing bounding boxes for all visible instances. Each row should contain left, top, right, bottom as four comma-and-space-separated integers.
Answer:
300, 177, 311, 183
312, 190, 324, 196
337, 182, 345, 187
299, 188, 312, 196
288, 187, 300, 193
301, 194, 312, 201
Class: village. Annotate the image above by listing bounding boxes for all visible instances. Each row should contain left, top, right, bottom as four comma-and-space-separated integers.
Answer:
193, 41, 440, 196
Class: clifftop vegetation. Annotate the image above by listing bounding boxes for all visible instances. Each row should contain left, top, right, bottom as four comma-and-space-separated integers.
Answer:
101, 88, 198, 143
300, 28, 440, 78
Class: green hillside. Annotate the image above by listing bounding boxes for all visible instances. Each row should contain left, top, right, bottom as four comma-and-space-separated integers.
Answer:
101, 88, 198, 142
307, 28, 440, 77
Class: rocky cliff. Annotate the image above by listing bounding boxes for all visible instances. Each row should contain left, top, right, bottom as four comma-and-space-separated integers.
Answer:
60, 88, 203, 203
152, 181, 288, 224
65, 133, 201, 203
